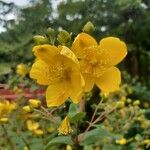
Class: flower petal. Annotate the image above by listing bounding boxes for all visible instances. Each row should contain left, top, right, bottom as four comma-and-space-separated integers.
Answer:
30, 59, 51, 85
46, 82, 69, 107
72, 33, 97, 58
70, 73, 84, 103
95, 67, 121, 93
60, 46, 79, 65
83, 73, 95, 92
99, 37, 127, 66
33, 44, 60, 64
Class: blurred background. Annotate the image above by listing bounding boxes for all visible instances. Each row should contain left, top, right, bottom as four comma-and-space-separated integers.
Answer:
0, 0, 150, 100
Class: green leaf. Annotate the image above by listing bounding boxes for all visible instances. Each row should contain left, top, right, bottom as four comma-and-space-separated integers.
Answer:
80, 125, 121, 146
44, 136, 73, 150
68, 103, 78, 118
83, 145, 93, 150
68, 103, 86, 123
70, 112, 86, 123
0, 63, 11, 75
102, 144, 122, 150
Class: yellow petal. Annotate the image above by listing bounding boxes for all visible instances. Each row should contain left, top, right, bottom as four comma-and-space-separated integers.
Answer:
46, 82, 69, 107
83, 73, 95, 92
33, 44, 60, 64
95, 67, 121, 93
99, 37, 127, 66
72, 33, 97, 58
70, 73, 84, 103
60, 46, 79, 65
30, 59, 51, 85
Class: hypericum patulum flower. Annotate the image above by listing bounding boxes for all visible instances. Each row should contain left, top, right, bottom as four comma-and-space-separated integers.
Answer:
30, 45, 84, 107
72, 33, 127, 93
58, 116, 72, 135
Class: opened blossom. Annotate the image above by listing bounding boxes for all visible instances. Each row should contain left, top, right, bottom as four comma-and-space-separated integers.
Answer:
72, 33, 127, 93
30, 45, 84, 107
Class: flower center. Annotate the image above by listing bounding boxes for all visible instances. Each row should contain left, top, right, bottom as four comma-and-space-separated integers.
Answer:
47, 63, 72, 84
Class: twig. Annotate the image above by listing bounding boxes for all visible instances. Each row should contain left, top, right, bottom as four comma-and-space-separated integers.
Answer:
40, 106, 58, 122
85, 107, 116, 133
74, 122, 79, 150
90, 98, 103, 123
79, 98, 85, 112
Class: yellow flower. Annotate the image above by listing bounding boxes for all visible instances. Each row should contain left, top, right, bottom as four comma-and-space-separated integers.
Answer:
26, 120, 40, 131
23, 146, 29, 150
0, 117, 8, 123
116, 138, 127, 145
29, 99, 41, 108
16, 63, 28, 77
30, 45, 84, 107
0, 101, 16, 117
23, 106, 32, 113
72, 33, 127, 93
143, 139, 150, 148
58, 116, 72, 135
66, 145, 72, 150
34, 129, 44, 135
133, 100, 140, 106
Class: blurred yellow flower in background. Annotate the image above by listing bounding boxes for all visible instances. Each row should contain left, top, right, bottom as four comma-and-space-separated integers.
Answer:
33, 129, 44, 136
0, 100, 16, 117
58, 116, 72, 135
116, 138, 127, 145
0, 117, 8, 123
22, 105, 32, 113
26, 120, 40, 131
66, 145, 72, 150
30, 44, 84, 107
29, 99, 41, 108
16, 63, 29, 77
72, 33, 127, 93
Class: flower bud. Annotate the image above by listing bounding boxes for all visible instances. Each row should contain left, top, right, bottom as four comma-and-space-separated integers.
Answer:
58, 116, 72, 135
0, 117, 8, 123
33, 35, 48, 45
126, 98, 132, 103
23, 146, 29, 150
47, 27, 55, 44
66, 145, 72, 150
23, 106, 32, 113
34, 129, 44, 135
47, 27, 55, 36
116, 138, 127, 145
57, 30, 71, 44
133, 100, 140, 106
116, 101, 125, 109
82, 21, 95, 33
29, 99, 41, 108
16, 63, 28, 77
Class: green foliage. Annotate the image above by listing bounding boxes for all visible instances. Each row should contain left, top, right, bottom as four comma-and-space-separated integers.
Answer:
68, 103, 86, 123
45, 136, 73, 149
0, 0, 52, 66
